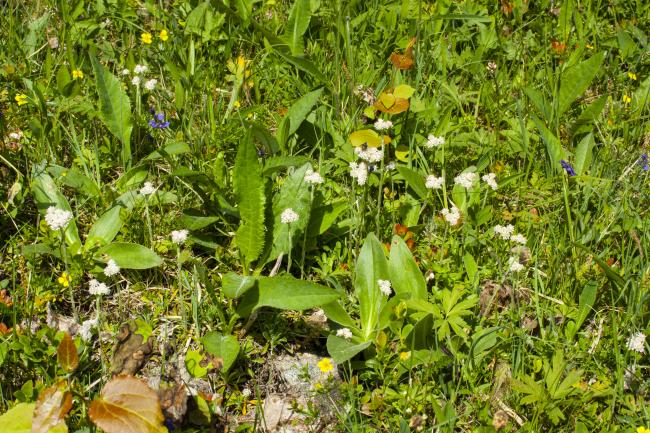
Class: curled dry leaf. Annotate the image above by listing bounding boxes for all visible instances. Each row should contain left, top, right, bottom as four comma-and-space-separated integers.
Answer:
89, 376, 166, 433
32, 381, 72, 433
56, 332, 79, 373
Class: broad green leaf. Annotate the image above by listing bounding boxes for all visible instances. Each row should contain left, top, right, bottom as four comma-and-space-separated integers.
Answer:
573, 281, 598, 337
115, 166, 148, 193
557, 52, 606, 117
180, 210, 219, 231
355, 233, 390, 340
268, 164, 312, 261
349, 129, 382, 148
262, 156, 310, 176
96, 243, 163, 269
532, 115, 564, 171
396, 166, 428, 200
525, 87, 552, 123
185, 349, 210, 378
393, 84, 415, 99
144, 141, 191, 161
570, 96, 606, 136
234, 132, 266, 267
202, 332, 240, 372
462, 252, 478, 285
573, 133, 595, 176
326, 335, 371, 363
91, 56, 133, 168
282, 0, 311, 56
0, 403, 35, 433
322, 301, 357, 328
389, 235, 426, 300
47, 166, 100, 197
222, 273, 257, 298
31, 167, 82, 253
85, 206, 123, 250
276, 88, 323, 146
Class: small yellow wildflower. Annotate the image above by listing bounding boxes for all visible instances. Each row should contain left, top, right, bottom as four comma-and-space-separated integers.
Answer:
159, 29, 169, 41
585, 43, 594, 49
141, 32, 153, 44
317, 357, 334, 373
637, 427, 650, 433
233, 100, 241, 109
628, 72, 637, 81
57, 272, 70, 288
399, 351, 411, 361
72, 70, 84, 80
15, 93, 28, 106
622, 95, 632, 104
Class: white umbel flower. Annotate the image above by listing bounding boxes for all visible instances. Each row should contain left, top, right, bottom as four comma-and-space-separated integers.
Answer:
79, 318, 98, 341
355, 147, 384, 163
45, 206, 73, 231
131, 76, 141, 86
171, 229, 189, 244
350, 162, 368, 186
508, 257, 525, 273
454, 172, 478, 189
89, 279, 110, 296
139, 181, 156, 195
627, 332, 646, 353
374, 119, 393, 131
103, 259, 120, 277
377, 279, 392, 296
143, 78, 157, 91
336, 328, 353, 340
133, 64, 148, 74
304, 169, 324, 185
441, 206, 461, 226
425, 175, 444, 190
510, 233, 527, 245
482, 173, 498, 190
280, 208, 299, 224
242, 388, 252, 398
121, 68, 131, 76
425, 134, 445, 148
494, 224, 515, 240
385, 162, 396, 171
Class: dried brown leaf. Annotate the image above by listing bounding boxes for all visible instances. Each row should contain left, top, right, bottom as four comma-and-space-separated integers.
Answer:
57, 333, 79, 373
32, 381, 72, 433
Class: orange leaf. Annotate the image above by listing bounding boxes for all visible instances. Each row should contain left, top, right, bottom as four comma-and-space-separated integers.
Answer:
32, 381, 73, 433
57, 333, 79, 373
374, 97, 409, 114
88, 376, 167, 433
389, 52, 413, 70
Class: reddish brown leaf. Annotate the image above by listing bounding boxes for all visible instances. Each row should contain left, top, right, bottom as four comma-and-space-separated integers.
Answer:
32, 381, 73, 433
88, 376, 166, 433
0, 322, 11, 335
57, 333, 79, 373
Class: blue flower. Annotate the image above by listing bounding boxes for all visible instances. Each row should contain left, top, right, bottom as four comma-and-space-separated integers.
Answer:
639, 154, 648, 171
560, 160, 576, 176
148, 112, 170, 129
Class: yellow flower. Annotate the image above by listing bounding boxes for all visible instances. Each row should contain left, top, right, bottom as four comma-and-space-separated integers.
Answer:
233, 100, 241, 109
15, 93, 28, 106
159, 29, 169, 42
637, 427, 650, 433
72, 69, 84, 79
622, 95, 632, 104
628, 72, 637, 81
141, 32, 152, 44
57, 272, 70, 288
317, 357, 334, 373
399, 351, 411, 361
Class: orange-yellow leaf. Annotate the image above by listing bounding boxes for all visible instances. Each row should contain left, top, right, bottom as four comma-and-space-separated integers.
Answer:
379, 93, 396, 109
374, 97, 409, 114
389, 52, 413, 70
88, 376, 167, 433
57, 333, 78, 373
395, 145, 410, 162
32, 381, 72, 433
349, 129, 382, 148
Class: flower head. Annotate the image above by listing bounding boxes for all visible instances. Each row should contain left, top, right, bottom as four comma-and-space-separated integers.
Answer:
482, 173, 498, 190
280, 208, 299, 224
508, 256, 525, 273
639, 154, 648, 171
350, 161, 368, 186
121, 68, 130, 76
15, 94, 28, 106
399, 351, 411, 361
441, 205, 461, 226
355, 147, 383, 163
378, 279, 392, 296
141, 32, 153, 44
143, 79, 157, 91
79, 318, 98, 341
171, 229, 189, 244
623, 94, 632, 104
58, 272, 71, 288
560, 160, 576, 176
72, 69, 84, 79
628, 72, 637, 81
510, 233, 527, 245
45, 206, 73, 231
158, 29, 169, 42
317, 357, 334, 373
627, 332, 646, 353
336, 328, 353, 340
494, 224, 515, 240
103, 259, 120, 277
425, 134, 445, 149
89, 279, 110, 296
374, 119, 393, 131
454, 172, 478, 189
133, 64, 148, 74
131, 76, 141, 86
148, 112, 169, 129
425, 175, 444, 190
304, 169, 324, 185
139, 181, 156, 195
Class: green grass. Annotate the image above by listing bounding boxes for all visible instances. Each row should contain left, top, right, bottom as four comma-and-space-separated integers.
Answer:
0, 0, 649, 432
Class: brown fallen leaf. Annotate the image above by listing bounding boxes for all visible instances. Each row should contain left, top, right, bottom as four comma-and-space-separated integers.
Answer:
57, 332, 79, 373
32, 381, 73, 433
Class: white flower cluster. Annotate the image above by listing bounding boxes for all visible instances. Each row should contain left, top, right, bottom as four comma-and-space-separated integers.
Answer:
129, 64, 156, 90
494, 225, 527, 244
103, 259, 120, 277
139, 181, 156, 195
482, 172, 498, 190
79, 318, 98, 342
171, 229, 189, 244
304, 168, 324, 185
425, 134, 445, 149
377, 279, 392, 296
336, 328, 353, 340
374, 119, 393, 131
508, 256, 525, 273
355, 146, 384, 163
45, 206, 73, 231
627, 332, 646, 353
425, 175, 444, 190
280, 208, 299, 224
89, 279, 110, 296
350, 161, 368, 186
441, 205, 461, 226
454, 172, 478, 189
144, 78, 157, 91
